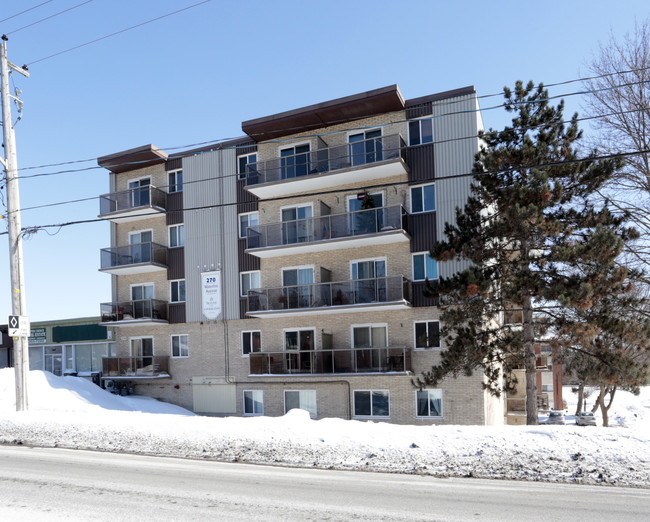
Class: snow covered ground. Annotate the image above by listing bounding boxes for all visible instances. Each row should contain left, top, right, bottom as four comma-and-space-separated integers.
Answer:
1, 369, 649, 488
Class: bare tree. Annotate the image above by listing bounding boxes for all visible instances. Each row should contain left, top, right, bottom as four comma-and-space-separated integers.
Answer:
582, 19, 650, 275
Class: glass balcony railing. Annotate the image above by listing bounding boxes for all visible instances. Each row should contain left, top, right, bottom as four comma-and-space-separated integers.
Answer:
99, 186, 167, 216
249, 346, 411, 375
247, 276, 411, 313
102, 356, 170, 378
100, 242, 167, 270
100, 299, 168, 323
243, 134, 407, 187
246, 206, 408, 250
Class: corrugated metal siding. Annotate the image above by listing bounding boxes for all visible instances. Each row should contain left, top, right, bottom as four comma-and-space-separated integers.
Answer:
408, 212, 437, 252
166, 191, 184, 225
406, 102, 433, 119
165, 158, 183, 171
407, 143, 435, 182
238, 238, 259, 272
432, 93, 480, 278
168, 302, 186, 323
411, 281, 439, 307
183, 149, 240, 322
167, 247, 185, 280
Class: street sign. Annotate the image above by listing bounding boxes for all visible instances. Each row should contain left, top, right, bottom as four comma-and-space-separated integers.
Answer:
8, 315, 30, 337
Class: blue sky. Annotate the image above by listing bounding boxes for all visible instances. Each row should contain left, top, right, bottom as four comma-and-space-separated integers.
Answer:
1, 0, 649, 322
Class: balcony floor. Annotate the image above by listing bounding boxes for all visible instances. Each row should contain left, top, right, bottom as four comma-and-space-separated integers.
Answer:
246, 300, 411, 318
99, 263, 167, 276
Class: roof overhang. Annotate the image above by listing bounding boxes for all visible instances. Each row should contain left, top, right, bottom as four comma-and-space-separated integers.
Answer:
242, 85, 405, 142
98, 144, 168, 174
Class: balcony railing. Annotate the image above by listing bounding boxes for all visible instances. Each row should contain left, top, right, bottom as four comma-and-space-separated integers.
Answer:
102, 356, 170, 378
248, 276, 411, 313
99, 185, 166, 216
249, 347, 411, 375
100, 242, 167, 271
246, 206, 408, 250
243, 133, 407, 187
100, 299, 168, 324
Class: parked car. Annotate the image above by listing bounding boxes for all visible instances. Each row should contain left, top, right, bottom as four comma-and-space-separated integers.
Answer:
576, 411, 597, 426
546, 410, 566, 425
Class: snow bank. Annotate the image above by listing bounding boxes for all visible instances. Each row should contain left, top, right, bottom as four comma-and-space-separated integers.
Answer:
1, 369, 649, 488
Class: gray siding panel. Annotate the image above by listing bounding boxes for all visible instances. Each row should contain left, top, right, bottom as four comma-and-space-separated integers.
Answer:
182, 149, 240, 322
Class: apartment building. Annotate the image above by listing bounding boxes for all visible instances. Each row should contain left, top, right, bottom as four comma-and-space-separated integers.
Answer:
96, 84, 504, 425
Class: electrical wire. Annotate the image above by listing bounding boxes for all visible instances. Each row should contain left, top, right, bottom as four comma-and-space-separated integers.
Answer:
25, 0, 212, 66
4, 1, 94, 36
0, 1, 54, 25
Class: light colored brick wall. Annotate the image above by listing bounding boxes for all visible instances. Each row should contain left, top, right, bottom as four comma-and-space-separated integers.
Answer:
113, 164, 167, 192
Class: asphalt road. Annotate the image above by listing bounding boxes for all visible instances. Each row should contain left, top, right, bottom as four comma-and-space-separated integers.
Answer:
0, 445, 649, 521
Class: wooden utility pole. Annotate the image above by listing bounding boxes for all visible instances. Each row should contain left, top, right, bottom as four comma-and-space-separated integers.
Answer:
1, 36, 30, 411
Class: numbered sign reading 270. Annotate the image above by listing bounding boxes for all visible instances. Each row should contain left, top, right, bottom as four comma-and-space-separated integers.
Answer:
201, 271, 222, 320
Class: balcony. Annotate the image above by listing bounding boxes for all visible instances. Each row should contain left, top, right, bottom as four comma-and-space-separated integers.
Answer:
99, 242, 167, 275
246, 206, 410, 258
99, 299, 168, 326
247, 276, 411, 318
101, 356, 170, 380
249, 347, 411, 375
98, 185, 167, 223
243, 134, 409, 199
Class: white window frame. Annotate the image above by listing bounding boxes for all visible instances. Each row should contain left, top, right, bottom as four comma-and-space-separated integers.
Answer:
127, 175, 151, 188
415, 389, 443, 419
240, 270, 261, 298
345, 191, 385, 210
238, 211, 259, 239
282, 328, 317, 351
170, 279, 186, 303
353, 389, 390, 418
349, 257, 388, 279
129, 336, 154, 357
237, 152, 257, 180
243, 390, 264, 416
170, 334, 189, 358
412, 252, 438, 281
414, 320, 441, 350
128, 229, 153, 244
350, 323, 388, 347
284, 389, 317, 418
346, 127, 383, 141
241, 330, 261, 356
408, 117, 434, 146
410, 183, 436, 213
168, 224, 184, 248
168, 169, 183, 193
130, 282, 154, 300
278, 140, 311, 157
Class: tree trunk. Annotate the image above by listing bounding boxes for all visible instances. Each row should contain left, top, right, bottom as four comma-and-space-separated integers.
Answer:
523, 295, 538, 425
575, 383, 585, 416
598, 385, 616, 428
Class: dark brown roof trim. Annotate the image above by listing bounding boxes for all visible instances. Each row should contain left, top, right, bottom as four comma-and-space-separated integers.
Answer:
242, 85, 406, 142
97, 144, 167, 174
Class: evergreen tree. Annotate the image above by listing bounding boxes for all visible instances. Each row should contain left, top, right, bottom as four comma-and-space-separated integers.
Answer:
415, 81, 641, 425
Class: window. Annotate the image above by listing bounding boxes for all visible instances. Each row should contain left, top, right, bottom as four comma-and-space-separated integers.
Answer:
412, 253, 438, 281
284, 329, 315, 372
284, 390, 317, 417
168, 169, 183, 192
409, 118, 433, 146
169, 224, 184, 247
349, 129, 382, 166
282, 267, 314, 308
351, 258, 386, 303
416, 389, 442, 418
414, 321, 440, 349
281, 204, 313, 244
128, 177, 151, 207
352, 324, 387, 371
130, 337, 153, 357
131, 283, 154, 301
280, 144, 310, 179
347, 193, 384, 234
129, 230, 153, 263
241, 331, 261, 356
240, 270, 260, 297
171, 334, 188, 358
410, 183, 435, 213
170, 280, 186, 303
244, 390, 264, 416
354, 390, 390, 418
130, 283, 154, 318
239, 211, 259, 239
238, 152, 257, 180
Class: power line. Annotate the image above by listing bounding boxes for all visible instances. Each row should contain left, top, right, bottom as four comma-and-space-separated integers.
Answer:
4, 1, 94, 36
25, 0, 212, 66
0, 1, 54, 25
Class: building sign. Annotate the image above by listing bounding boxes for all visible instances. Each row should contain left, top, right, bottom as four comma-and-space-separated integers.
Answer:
201, 270, 222, 320
28, 327, 47, 344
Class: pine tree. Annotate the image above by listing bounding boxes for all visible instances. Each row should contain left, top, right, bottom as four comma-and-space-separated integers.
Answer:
414, 81, 641, 425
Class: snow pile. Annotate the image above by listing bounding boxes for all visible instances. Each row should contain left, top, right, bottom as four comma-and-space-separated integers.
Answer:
1, 369, 649, 487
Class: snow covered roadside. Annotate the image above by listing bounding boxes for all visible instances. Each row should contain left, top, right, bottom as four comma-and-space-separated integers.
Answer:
1, 369, 649, 488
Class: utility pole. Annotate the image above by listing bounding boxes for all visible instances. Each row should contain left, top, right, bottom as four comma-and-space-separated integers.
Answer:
0, 36, 30, 411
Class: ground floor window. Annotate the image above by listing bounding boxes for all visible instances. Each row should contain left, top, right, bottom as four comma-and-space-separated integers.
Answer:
28, 343, 116, 376
416, 389, 442, 418
171, 334, 189, 358
243, 390, 264, 415
354, 390, 389, 418
284, 390, 317, 417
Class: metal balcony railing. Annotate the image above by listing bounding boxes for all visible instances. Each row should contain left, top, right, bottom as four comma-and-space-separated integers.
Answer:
249, 346, 411, 375
100, 299, 168, 323
102, 356, 170, 378
100, 242, 167, 269
247, 276, 411, 313
246, 206, 408, 250
243, 134, 407, 187
99, 185, 167, 216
